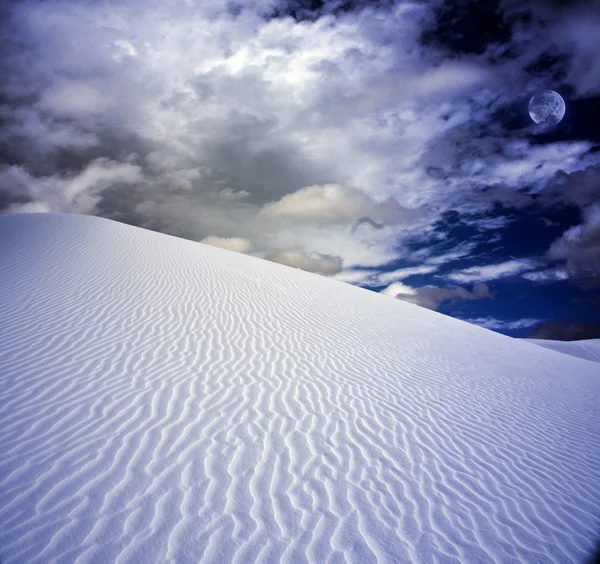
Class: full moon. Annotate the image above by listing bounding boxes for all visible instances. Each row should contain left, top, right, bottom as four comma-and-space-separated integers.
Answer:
528, 90, 566, 125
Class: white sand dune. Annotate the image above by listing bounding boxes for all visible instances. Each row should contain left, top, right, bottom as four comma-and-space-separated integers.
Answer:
1, 213, 599, 564
524, 338, 600, 364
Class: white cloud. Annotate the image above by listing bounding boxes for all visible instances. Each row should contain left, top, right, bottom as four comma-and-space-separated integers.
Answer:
381, 281, 417, 299
447, 259, 537, 283
523, 268, 569, 283
332, 269, 376, 285
40, 80, 114, 118
376, 265, 439, 285
200, 236, 252, 253
10, 201, 53, 214
259, 184, 418, 226
464, 216, 513, 230
416, 61, 492, 98
2, 159, 143, 215
260, 184, 368, 225
461, 317, 542, 331
334, 264, 439, 288
112, 39, 138, 61
413, 242, 479, 266
488, 142, 593, 189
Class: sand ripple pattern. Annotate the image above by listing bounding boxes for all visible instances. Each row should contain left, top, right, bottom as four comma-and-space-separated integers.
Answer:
1, 214, 599, 563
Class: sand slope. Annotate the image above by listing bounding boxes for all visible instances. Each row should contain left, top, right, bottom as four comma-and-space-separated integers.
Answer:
1, 213, 599, 563
524, 338, 600, 364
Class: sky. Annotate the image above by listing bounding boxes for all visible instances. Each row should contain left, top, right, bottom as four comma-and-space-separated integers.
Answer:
1, 0, 599, 339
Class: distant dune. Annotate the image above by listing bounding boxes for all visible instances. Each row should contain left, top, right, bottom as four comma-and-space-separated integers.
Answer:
1, 213, 599, 563
524, 338, 600, 363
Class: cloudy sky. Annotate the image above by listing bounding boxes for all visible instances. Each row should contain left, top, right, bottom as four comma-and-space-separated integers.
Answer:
1, 0, 599, 338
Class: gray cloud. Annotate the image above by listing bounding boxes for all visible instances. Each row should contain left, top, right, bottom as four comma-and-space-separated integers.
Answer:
264, 249, 343, 275
548, 204, 600, 289
382, 280, 492, 310
502, 0, 600, 96
351, 216, 384, 235
540, 166, 600, 211
420, 128, 595, 216
478, 164, 600, 213
1, 0, 440, 269
0, 159, 143, 214
527, 320, 600, 341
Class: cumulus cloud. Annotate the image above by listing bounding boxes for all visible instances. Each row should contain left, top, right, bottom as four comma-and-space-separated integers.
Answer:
0, 0, 447, 271
264, 249, 343, 275
0, 159, 143, 214
381, 281, 417, 298
260, 184, 418, 227
200, 236, 252, 253
381, 281, 492, 310
0, 0, 598, 288
447, 259, 538, 283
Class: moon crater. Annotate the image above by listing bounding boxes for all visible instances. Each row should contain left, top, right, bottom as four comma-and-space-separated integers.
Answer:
528, 90, 566, 125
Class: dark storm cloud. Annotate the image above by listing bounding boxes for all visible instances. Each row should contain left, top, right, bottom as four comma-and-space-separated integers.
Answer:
0, 0, 346, 240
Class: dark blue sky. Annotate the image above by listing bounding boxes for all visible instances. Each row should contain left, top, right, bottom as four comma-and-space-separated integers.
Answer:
0, 0, 599, 339
359, 202, 595, 337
